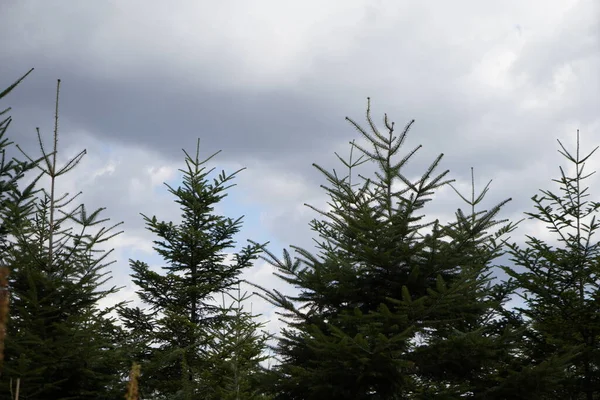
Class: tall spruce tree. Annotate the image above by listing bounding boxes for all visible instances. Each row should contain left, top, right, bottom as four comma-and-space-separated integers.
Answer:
252, 99, 569, 399
120, 140, 266, 399
503, 131, 600, 399
1, 78, 127, 399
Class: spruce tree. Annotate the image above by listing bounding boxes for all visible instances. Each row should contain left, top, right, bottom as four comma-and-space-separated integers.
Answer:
253, 99, 567, 399
200, 284, 273, 400
121, 140, 266, 399
503, 131, 600, 399
1, 79, 127, 399
0, 69, 39, 266
0, 69, 40, 379
406, 168, 573, 399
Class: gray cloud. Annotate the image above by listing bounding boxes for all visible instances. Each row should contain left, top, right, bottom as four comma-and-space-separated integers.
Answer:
4, 0, 595, 174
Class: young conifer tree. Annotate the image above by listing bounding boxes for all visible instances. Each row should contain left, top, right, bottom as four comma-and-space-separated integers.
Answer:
121, 140, 266, 399
0, 69, 40, 375
200, 284, 274, 400
1, 78, 127, 399
252, 99, 568, 399
0, 69, 41, 263
0, 72, 37, 238
406, 167, 574, 399
503, 131, 600, 400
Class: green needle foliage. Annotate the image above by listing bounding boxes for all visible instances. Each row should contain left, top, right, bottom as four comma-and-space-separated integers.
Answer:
121, 140, 267, 399
503, 131, 600, 399
0, 77, 127, 399
0, 68, 40, 262
252, 99, 563, 399
201, 284, 274, 400
0, 69, 40, 380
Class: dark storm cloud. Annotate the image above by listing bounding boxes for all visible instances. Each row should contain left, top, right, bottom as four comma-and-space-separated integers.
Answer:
0, 0, 551, 175
1, 66, 343, 165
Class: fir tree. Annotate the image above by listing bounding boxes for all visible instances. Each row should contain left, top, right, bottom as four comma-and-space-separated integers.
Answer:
121, 140, 266, 399
407, 168, 573, 399
0, 69, 40, 378
1, 79, 127, 399
201, 284, 273, 400
0, 68, 39, 264
503, 131, 600, 399
252, 99, 566, 399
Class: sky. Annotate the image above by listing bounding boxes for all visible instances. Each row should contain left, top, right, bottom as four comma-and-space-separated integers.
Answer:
1, 0, 599, 353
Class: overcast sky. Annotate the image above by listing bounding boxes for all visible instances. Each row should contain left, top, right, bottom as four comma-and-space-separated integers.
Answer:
1, 0, 599, 347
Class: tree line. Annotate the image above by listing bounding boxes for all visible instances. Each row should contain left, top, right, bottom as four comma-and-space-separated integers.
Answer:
1, 70, 599, 399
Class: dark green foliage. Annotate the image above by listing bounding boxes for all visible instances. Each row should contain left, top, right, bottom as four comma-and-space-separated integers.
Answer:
0, 68, 39, 262
121, 140, 267, 399
253, 99, 565, 399
200, 285, 274, 400
0, 78, 127, 399
503, 131, 600, 400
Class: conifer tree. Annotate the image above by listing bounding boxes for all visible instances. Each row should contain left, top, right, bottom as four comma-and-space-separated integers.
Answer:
407, 168, 574, 399
0, 69, 39, 264
503, 131, 600, 399
0, 69, 40, 378
1, 78, 127, 399
253, 99, 567, 399
200, 284, 273, 400
121, 140, 266, 399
